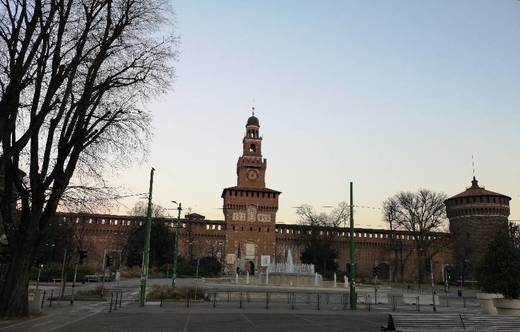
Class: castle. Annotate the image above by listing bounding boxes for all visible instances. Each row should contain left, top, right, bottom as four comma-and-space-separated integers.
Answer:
48, 113, 512, 283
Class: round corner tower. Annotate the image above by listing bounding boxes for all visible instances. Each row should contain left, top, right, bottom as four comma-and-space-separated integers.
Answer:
444, 177, 510, 280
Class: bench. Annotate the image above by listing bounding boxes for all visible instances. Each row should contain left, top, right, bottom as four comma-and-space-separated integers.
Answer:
383, 313, 465, 331
462, 315, 520, 331
383, 313, 520, 331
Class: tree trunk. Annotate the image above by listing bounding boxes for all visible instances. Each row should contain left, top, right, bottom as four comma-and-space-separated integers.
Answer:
0, 242, 35, 318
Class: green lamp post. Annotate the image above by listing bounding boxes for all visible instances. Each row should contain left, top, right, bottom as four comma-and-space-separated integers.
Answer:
171, 201, 182, 287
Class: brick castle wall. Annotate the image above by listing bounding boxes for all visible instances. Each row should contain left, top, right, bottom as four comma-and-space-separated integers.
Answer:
57, 212, 454, 282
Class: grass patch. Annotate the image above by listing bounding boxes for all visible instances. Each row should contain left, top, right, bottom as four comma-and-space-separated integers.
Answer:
61, 285, 106, 301
119, 266, 166, 279
146, 285, 207, 301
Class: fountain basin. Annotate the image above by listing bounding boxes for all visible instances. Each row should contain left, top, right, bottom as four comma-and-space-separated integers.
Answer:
268, 272, 320, 287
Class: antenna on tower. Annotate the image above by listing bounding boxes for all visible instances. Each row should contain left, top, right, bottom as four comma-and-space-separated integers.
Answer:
472, 154, 476, 179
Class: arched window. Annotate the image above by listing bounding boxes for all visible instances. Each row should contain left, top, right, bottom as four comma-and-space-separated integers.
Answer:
249, 144, 256, 153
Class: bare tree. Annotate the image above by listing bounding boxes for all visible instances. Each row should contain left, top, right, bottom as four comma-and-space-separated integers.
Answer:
297, 202, 349, 277
383, 190, 447, 283
0, 0, 177, 317
297, 202, 349, 229
385, 207, 408, 282
129, 200, 166, 218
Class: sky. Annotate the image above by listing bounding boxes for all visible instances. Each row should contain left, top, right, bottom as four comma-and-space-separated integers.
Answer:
108, 0, 520, 228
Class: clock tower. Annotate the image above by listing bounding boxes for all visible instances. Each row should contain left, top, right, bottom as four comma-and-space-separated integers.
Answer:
237, 112, 266, 188
222, 112, 280, 274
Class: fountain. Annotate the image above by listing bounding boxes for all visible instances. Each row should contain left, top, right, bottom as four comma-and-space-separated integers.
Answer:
265, 249, 322, 287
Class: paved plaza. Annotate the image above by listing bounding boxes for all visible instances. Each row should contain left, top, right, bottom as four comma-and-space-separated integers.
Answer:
1, 304, 387, 332
0, 278, 482, 332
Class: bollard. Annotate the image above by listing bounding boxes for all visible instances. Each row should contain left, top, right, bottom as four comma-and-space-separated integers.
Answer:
239, 292, 243, 309
212, 292, 217, 308
317, 293, 320, 311
265, 292, 269, 310
119, 291, 123, 308
49, 290, 54, 307
463, 296, 466, 308
41, 291, 46, 309
186, 290, 190, 308
113, 292, 118, 311
109, 292, 114, 313
417, 296, 420, 312
291, 293, 295, 310
342, 293, 347, 310
246, 292, 250, 303
227, 291, 231, 302
392, 296, 396, 312
326, 293, 330, 304
160, 294, 163, 307
445, 290, 449, 307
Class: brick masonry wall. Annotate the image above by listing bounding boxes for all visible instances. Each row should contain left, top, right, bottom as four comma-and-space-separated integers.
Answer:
58, 212, 455, 282
275, 224, 454, 283
449, 216, 508, 279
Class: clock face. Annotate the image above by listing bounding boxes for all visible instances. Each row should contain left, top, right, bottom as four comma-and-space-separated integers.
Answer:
247, 170, 258, 180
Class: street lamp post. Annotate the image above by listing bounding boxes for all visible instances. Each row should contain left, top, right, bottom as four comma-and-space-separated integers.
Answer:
460, 258, 470, 296
171, 201, 182, 288
36, 263, 43, 291
139, 167, 155, 306
59, 249, 67, 298
349, 181, 357, 310
430, 258, 436, 311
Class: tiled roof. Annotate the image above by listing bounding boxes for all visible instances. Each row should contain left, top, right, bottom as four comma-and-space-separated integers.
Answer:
446, 177, 510, 201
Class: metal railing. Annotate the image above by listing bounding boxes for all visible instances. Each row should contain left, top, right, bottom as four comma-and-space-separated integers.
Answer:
151, 288, 480, 313
108, 290, 124, 312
